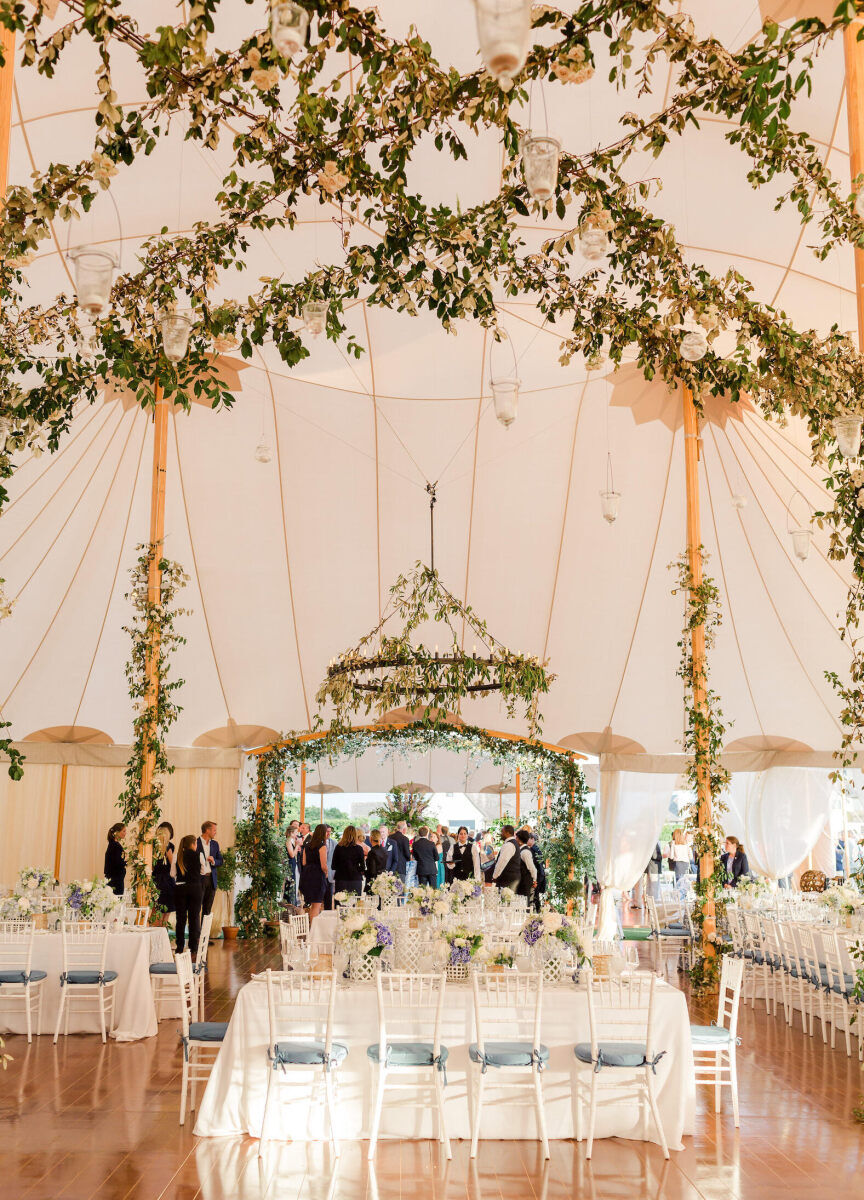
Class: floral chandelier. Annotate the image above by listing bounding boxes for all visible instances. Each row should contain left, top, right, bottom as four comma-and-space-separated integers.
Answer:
316, 489, 554, 734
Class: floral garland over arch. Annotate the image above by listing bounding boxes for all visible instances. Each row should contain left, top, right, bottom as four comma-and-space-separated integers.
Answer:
234, 721, 591, 935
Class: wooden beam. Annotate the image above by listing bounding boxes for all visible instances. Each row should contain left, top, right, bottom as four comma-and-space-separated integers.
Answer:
845, 20, 864, 349
53, 763, 68, 881
515, 768, 521, 823
0, 25, 14, 196
137, 383, 169, 902
245, 724, 587, 761
299, 762, 306, 824
683, 384, 715, 958
566, 753, 575, 917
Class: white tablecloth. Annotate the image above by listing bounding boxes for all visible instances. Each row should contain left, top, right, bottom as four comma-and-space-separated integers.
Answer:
0, 926, 171, 1041
195, 977, 695, 1147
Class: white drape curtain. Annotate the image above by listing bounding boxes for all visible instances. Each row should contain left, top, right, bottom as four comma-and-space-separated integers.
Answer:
721, 767, 834, 881
594, 771, 676, 939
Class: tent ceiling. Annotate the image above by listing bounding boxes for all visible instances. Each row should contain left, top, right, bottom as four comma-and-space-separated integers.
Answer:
0, 2, 856, 771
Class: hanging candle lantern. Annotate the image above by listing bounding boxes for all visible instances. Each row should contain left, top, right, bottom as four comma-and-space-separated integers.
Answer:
0, 417, 10, 447
303, 300, 328, 336
522, 135, 560, 202
578, 227, 608, 262
491, 377, 520, 427
679, 327, 708, 363
599, 489, 621, 524
67, 246, 118, 317
255, 439, 273, 463
790, 527, 812, 561
833, 413, 863, 459
160, 311, 192, 363
731, 493, 747, 510
474, 0, 532, 91
270, 1, 309, 59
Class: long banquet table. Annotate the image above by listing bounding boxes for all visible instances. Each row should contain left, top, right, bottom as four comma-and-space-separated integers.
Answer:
194, 974, 695, 1147
0, 925, 172, 1041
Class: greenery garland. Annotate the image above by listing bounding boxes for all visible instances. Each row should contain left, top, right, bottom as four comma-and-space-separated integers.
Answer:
116, 544, 188, 904
537, 789, 595, 915
671, 551, 730, 992
317, 563, 553, 736
233, 720, 588, 926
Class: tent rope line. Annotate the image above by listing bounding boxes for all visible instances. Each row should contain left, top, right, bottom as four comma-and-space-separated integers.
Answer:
459, 328, 488, 657
361, 300, 383, 627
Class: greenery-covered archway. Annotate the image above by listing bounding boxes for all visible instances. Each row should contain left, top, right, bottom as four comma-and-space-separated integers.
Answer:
233, 720, 591, 936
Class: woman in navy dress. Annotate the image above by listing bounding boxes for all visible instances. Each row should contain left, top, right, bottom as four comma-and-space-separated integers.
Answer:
299, 824, 329, 920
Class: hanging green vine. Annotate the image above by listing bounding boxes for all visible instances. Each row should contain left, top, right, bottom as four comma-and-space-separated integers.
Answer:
671, 550, 730, 992
233, 770, 288, 938
537, 783, 595, 914
116, 544, 189, 904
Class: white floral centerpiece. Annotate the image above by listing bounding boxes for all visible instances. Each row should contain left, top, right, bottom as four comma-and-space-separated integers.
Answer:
435, 922, 485, 980
817, 883, 861, 917
497, 886, 517, 906
1, 867, 59, 923
405, 884, 438, 917
337, 911, 394, 981
734, 877, 776, 911
369, 872, 404, 903
449, 878, 483, 903
520, 911, 585, 981
487, 942, 516, 971
64, 877, 123, 921
333, 890, 359, 908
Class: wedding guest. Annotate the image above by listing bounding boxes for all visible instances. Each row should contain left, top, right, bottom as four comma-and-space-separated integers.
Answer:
670, 828, 692, 895
323, 825, 337, 911
104, 823, 127, 895
332, 825, 366, 896
365, 829, 389, 884
283, 820, 301, 905
491, 825, 523, 890
412, 826, 439, 888
446, 825, 481, 882
645, 842, 663, 900
405, 826, 418, 888
175, 834, 205, 955
152, 822, 176, 913
387, 821, 411, 886
526, 832, 546, 911
430, 831, 446, 888
721, 836, 751, 888
514, 828, 538, 898
299, 823, 329, 920
196, 821, 223, 917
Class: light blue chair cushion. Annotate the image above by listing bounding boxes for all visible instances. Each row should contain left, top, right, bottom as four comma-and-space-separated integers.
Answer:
657, 929, 690, 939
272, 1039, 349, 1067
468, 1041, 550, 1069
189, 1021, 228, 1042
149, 961, 177, 975
690, 1024, 733, 1045
366, 1041, 449, 1067
64, 970, 118, 985
0, 969, 47, 984
574, 1041, 648, 1069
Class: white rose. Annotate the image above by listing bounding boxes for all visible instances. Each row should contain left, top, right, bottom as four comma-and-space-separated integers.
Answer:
17, 896, 30, 910
26, 878, 39, 889
82, 881, 93, 894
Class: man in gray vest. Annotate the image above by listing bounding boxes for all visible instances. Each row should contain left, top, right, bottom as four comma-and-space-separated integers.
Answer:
491, 825, 523, 889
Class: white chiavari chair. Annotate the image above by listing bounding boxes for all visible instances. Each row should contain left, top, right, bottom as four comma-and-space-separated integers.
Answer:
573, 970, 669, 1160
469, 970, 548, 1160
0, 920, 46, 1042
150, 913, 213, 1020
741, 912, 775, 1015
690, 955, 744, 1125
795, 924, 828, 1042
124, 905, 151, 928
176, 950, 227, 1125
367, 971, 450, 1159
775, 920, 807, 1031
261, 969, 346, 1158
54, 921, 116, 1043
821, 929, 856, 1058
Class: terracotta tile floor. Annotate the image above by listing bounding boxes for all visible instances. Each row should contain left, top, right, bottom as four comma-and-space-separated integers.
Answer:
2, 937, 863, 1199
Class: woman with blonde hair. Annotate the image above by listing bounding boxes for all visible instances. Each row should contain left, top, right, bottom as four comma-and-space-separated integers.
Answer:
670, 827, 692, 895
152, 821, 176, 914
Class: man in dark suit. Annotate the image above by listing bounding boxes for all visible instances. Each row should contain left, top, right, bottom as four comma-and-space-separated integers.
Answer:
412, 825, 439, 888
196, 820, 223, 917
386, 820, 411, 886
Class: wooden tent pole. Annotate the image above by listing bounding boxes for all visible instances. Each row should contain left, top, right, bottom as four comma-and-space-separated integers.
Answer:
566, 753, 575, 917
683, 384, 715, 957
53, 763, 68, 881
515, 768, 521, 823
0, 25, 14, 195
137, 383, 169, 902
300, 762, 306, 824
845, 20, 864, 347
537, 778, 542, 812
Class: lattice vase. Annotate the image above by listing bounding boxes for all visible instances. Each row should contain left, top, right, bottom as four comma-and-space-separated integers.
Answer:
534, 943, 566, 984
445, 958, 470, 983
348, 952, 378, 983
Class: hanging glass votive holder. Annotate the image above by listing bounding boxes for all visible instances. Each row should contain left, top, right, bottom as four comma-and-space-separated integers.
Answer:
522, 135, 560, 202
160, 311, 193, 363
303, 300, 328, 336
790, 528, 812, 561
679, 327, 708, 362
833, 414, 863, 459
474, 0, 532, 90
270, 1, 309, 58
67, 246, 118, 317
599, 489, 621, 524
491, 377, 520, 427
255, 440, 273, 463
578, 227, 608, 262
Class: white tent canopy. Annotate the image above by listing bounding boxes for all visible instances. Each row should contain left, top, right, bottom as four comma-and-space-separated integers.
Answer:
0, 1, 857, 782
